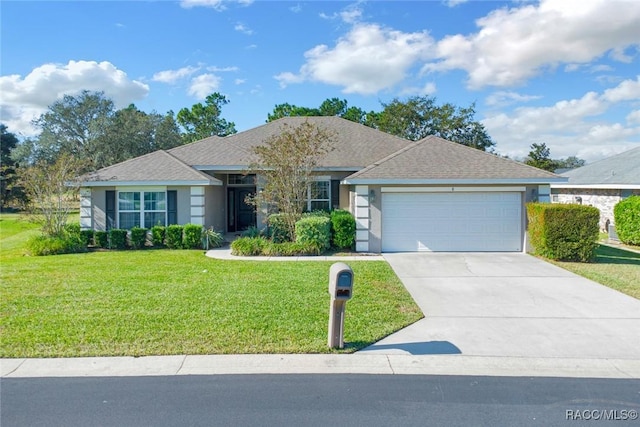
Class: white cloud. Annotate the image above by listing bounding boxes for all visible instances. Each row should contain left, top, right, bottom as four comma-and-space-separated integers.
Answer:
207, 66, 239, 72
485, 91, 543, 107
188, 74, 221, 99
626, 110, 640, 125
444, 0, 469, 7
180, 0, 252, 9
0, 60, 148, 136
275, 23, 433, 94
290, 4, 302, 13
424, 0, 640, 89
602, 75, 640, 102
180, 0, 225, 10
235, 23, 253, 35
319, 4, 362, 23
152, 66, 200, 83
400, 82, 437, 97
483, 77, 640, 161
234, 78, 246, 85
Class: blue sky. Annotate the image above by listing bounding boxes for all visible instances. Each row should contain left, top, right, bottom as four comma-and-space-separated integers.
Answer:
1, 0, 639, 162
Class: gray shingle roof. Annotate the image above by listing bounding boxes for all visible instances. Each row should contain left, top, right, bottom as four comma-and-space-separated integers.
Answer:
82, 150, 221, 185
559, 146, 640, 186
345, 136, 564, 183
171, 116, 411, 168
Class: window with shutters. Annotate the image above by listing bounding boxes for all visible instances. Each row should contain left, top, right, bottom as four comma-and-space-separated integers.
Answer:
118, 191, 167, 229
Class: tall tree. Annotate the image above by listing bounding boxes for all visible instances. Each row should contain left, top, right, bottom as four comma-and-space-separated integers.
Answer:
1, 125, 21, 208
372, 96, 494, 150
524, 143, 560, 172
32, 90, 115, 164
154, 111, 183, 150
248, 120, 336, 239
177, 93, 237, 143
267, 103, 320, 121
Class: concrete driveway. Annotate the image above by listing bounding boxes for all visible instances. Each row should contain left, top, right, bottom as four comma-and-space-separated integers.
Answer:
358, 253, 640, 359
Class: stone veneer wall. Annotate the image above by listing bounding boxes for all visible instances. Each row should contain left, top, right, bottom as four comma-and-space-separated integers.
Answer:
553, 188, 640, 230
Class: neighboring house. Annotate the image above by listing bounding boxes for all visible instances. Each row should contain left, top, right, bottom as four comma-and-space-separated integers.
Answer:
80, 116, 564, 253
550, 146, 640, 231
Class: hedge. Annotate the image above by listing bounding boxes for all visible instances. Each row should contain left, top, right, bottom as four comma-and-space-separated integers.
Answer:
267, 213, 296, 243
330, 210, 356, 249
183, 224, 203, 249
614, 196, 640, 245
165, 225, 184, 249
150, 225, 165, 247
108, 229, 128, 250
527, 203, 599, 262
295, 216, 331, 251
129, 227, 148, 249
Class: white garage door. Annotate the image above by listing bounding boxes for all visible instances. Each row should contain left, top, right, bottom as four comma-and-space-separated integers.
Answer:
382, 192, 522, 252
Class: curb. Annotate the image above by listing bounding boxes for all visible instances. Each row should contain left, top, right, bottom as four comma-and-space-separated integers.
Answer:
3, 355, 639, 379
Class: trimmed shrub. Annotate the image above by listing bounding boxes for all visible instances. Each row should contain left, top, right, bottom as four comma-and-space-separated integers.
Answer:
301, 210, 331, 219
614, 196, 640, 245
202, 227, 224, 249
183, 224, 203, 249
330, 210, 356, 249
94, 231, 108, 248
527, 203, 599, 262
295, 216, 331, 252
108, 229, 128, 250
231, 237, 267, 256
150, 225, 166, 247
129, 227, 148, 249
64, 223, 81, 235
80, 230, 94, 246
165, 225, 184, 249
241, 226, 263, 238
267, 213, 296, 243
26, 234, 88, 256
263, 241, 321, 256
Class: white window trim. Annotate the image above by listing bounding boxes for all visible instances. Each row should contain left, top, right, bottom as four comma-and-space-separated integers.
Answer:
305, 179, 331, 211
117, 190, 168, 229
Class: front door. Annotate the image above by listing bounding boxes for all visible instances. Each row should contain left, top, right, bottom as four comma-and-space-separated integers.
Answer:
227, 187, 256, 232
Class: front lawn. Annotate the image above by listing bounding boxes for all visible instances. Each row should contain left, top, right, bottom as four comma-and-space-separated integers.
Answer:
551, 244, 640, 300
0, 215, 422, 358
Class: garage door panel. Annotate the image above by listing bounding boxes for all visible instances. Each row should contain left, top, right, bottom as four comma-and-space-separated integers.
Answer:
382, 192, 522, 252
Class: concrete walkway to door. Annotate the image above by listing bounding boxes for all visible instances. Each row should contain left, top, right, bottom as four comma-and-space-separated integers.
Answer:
358, 253, 640, 360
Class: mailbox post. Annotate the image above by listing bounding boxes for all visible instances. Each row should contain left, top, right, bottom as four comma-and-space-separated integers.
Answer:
328, 262, 353, 349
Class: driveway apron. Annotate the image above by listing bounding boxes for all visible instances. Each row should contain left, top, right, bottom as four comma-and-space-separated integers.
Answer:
358, 253, 640, 359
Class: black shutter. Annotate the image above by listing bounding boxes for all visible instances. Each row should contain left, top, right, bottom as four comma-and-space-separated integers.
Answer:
331, 180, 340, 210
167, 190, 177, 225
105, 191, 116, 230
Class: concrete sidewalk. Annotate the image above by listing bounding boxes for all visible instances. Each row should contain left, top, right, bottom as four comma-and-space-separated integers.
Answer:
205, 247, 384, 261
3, 354, 640, 379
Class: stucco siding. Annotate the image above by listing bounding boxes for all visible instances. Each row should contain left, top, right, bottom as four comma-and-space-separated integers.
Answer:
91, 187, 113, 231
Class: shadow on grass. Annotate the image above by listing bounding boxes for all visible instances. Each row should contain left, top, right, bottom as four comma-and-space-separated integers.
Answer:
595, 245, 640, 266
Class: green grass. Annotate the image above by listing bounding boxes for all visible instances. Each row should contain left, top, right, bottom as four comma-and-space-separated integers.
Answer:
0, 214, 422, 358
551, 244, 640, 300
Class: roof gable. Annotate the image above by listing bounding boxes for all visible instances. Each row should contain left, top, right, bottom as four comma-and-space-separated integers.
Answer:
82, 150, 221, 186
561, 146, 640, 186
345, 136, 563, 183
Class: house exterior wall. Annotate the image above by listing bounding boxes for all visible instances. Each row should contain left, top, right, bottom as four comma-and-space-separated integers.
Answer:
90, 187, 113, 231
205, 176, 225, 231
551, 188, 640, 230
